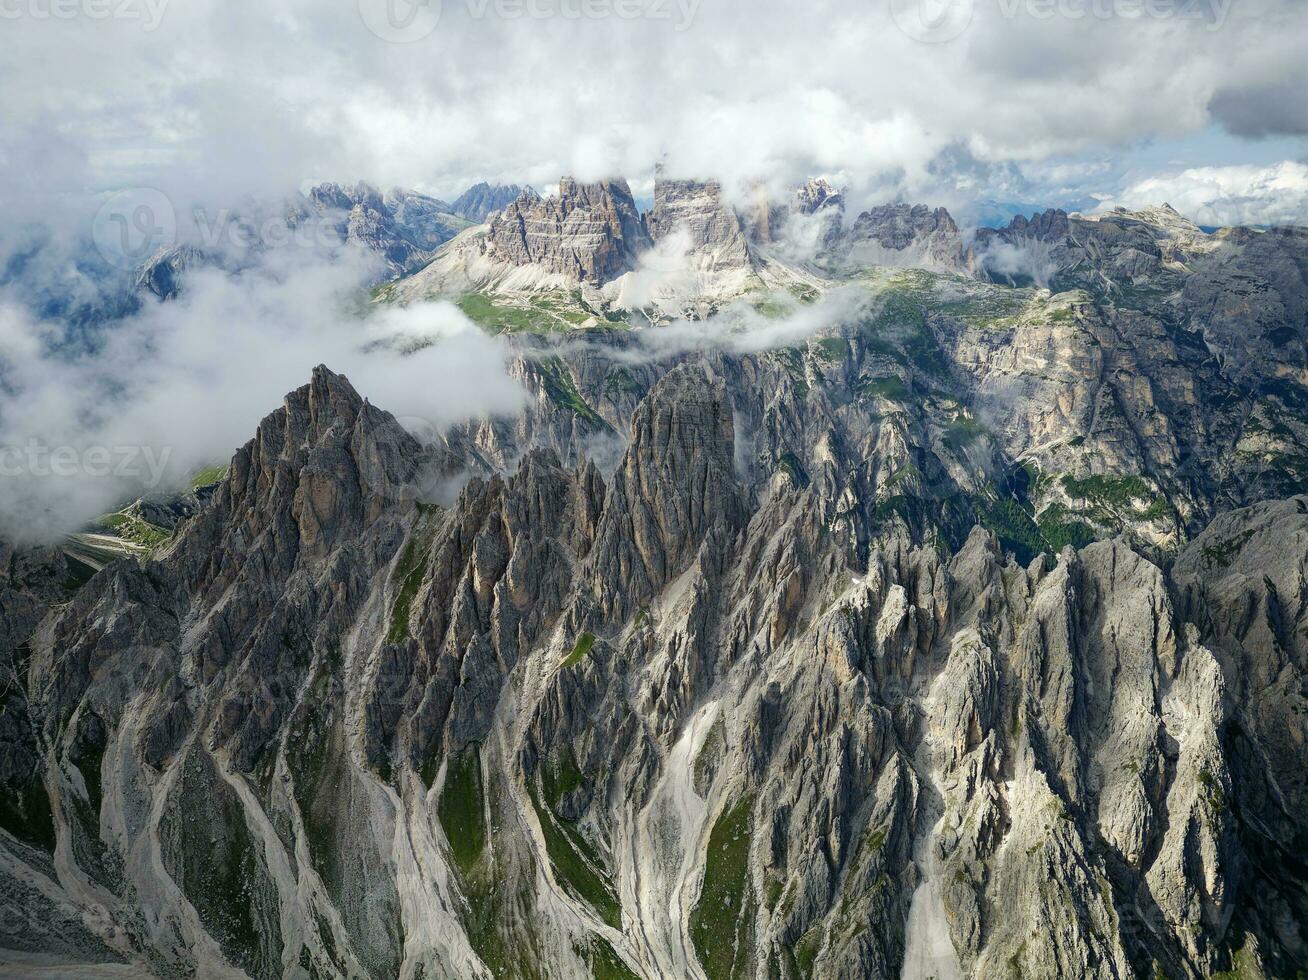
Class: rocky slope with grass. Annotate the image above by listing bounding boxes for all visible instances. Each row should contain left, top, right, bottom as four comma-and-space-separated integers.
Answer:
3, 193, 1308, 979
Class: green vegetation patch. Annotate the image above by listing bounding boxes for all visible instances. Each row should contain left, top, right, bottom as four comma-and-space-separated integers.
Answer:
1201, 528, 1255, 571
1061, 473, 1151, 507
73, 740, 106, 819
690, 794, 756, 980
783, 926, 823, 980
561, 632, 596, 669
603, 366, 642, 398
457, 292, 560, 334
1212, 935, 1266, 980
811, 336, 849, 363
458, 289, 608, 333
534, 356, 606, 426
584, 938, 641, 980
160, 749, 282, 978
386, 517, 437, 644
778, 451, 810, 488
857, 374, 908, 402
94, 511, 172, 549
864, 275, 930, 330
770, 348, 809, 397
751, 294, 794, 319
446, 767, 529, 977
1058, 473, 1169, 524
975, 494, 1044, 566
942, 414, 984, 452
1036, 506, 1099, 553
530, 752, 620, 928
189, 463, 229, 488
438, 747, 487, 876
0, 776, 56, 852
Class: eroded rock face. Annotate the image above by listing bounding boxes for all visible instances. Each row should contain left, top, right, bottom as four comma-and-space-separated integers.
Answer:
7, 200, 1308, 978
5, 341, 1308, 979
450, 181, 525, 223
644, 177, 755, 273
484, 178, 650, 284
838, 203, 975, 273
302, 181, 470, 277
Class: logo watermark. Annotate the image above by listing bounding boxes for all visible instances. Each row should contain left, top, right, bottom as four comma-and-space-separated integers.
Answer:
357, 0, 442, 41
890, 0, 1232, 43
0, 441, 173, 487
357, 0, 700, 41
92, 188, 176, 270
191, 208, 346, 252
0, 0, 169, 29
90, 188, 358, 269
890, 0, 972, 43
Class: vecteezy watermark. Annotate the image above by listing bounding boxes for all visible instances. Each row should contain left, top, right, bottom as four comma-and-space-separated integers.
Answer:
357, 0, 699, 42
357, 0, 442, 40
995, 0, 1232, 25
0, 441, 173, 487
92, 188, 177, 270
190, 207, 345, 252
890, 0, 1232, 43
90, 187, 356, 268
889, 0, 973, 43
0, 0, 170, 29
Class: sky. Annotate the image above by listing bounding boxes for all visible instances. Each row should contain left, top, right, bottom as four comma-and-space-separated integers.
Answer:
1, 0, 1307, 540
1, 0, 1306, 225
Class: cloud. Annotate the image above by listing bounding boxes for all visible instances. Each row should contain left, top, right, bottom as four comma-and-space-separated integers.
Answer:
587, 284, 876, 365
4, 0, 1308, 542
606, 228, 701, 310
0, 248, 526, 542
1101, 160, 1308, 227
975, 238, 1059, 287
3, 0, 1308, 218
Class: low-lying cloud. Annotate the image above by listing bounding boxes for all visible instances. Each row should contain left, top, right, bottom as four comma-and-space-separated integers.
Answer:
0, 248, 526, 543
4, 0, 1308, 218
1100, 160, 1308, 227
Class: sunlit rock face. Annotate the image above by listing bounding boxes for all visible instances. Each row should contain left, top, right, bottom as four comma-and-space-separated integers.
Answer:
5, 200, 1308, 979
485, 178, 651, 285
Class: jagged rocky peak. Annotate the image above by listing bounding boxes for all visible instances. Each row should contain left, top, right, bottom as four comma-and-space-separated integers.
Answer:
383, 187, 468, 249
850, 202, 959, 247
7, 337, 1308, 977
484, 176, 650, 284
991, 206, 1073, 240
301, 180, 468, 276
134, 243, 211, 300
979, 202, 1211, 255
305, 179, 357, 212
838, 201, 974, 272
794, 176, 844, 215
306, 179, 405, 219
585, 364, 742, 619
187, 363, 423, 578
450, 180, 526, 222
643, 173, 754, 271
763, 176, 847, 249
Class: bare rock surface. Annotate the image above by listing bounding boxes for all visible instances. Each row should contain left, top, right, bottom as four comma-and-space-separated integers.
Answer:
7, 199, 1308, 979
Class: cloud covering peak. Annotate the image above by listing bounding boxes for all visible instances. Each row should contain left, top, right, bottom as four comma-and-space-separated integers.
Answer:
3, 0, 1307, 220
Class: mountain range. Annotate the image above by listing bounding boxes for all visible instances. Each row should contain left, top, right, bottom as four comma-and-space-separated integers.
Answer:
3, 173, 1308, 979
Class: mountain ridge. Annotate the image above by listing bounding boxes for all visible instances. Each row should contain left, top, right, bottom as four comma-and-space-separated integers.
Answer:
3, 175, 1308, 979
3, 325, 1307, 975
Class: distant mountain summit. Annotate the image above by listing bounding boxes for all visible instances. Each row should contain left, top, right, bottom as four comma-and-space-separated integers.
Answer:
299, 181, 471, 277
450, 181, 527, 222
484, 177, 649, 284
6, 162, 1308, 979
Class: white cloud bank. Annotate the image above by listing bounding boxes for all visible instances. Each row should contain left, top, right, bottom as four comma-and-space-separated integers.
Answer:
0, 251, 526, 542
3, 0, 1308, 218
1103, 160, 1308, 227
